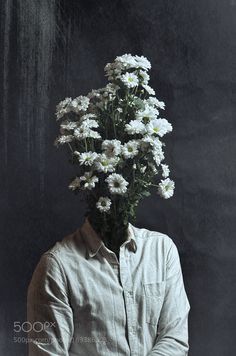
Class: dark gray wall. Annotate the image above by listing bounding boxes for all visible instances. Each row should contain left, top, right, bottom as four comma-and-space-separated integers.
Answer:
1, 0, 236, 355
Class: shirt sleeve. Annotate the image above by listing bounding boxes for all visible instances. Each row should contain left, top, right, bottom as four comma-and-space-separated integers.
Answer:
27, 253, 74, 356
148, 239, 191, 356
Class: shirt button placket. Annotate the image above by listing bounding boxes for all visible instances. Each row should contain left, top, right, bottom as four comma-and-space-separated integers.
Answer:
119, 247, 137, 356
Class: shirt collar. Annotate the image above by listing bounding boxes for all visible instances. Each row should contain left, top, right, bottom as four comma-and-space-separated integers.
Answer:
80, 217, 137, 258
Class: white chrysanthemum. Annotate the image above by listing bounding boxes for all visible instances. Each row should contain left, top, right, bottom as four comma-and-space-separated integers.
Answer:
106, 173, 129, 195
60, 121, 77, 131
70, 95, 90, 113
74, 126, 101, 140
142, 84, 155, 95
147, 97, 165, 110
80, 172, 98, 190
141, 136, 163, 151
120, 72, 139, 88
136, 105, 159, 121
125, 120, 146, 135
146, 118, 173, 137
141, 136, 164, 165
87, 88, 102, 99
152, 148, 165, 166
104, 61, 124, 80
134, 55, 151, 70
88, 130, 101, 139
95, 154, 118, 173
115, 54, 137, 69
55, 97, 72, 119
112, 54, 151, 72
161, 164, 170, 178
55, 135, 73, 145
68, 177, 80, 191
102, 139, 122, 157
158, 178, 175, 199
78, 151, 98, 166
122, 140, 140, 159
139, 70, 150, 84
104, 83, 120, 97
80, 118, 99, 129
96, 197, 112, 213
80, 113, 97, 121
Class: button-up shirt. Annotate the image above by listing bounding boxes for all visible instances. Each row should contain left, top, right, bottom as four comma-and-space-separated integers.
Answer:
27, 218, 190, 356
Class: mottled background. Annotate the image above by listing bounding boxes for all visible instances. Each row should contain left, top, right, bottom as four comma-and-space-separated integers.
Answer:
0, 0, 236, 355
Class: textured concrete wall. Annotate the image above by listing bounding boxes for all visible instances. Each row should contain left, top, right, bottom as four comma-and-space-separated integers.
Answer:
0, 1, 236, 355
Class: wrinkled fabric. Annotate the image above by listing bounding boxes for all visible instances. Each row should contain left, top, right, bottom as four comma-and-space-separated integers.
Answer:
27, 218, 190, 356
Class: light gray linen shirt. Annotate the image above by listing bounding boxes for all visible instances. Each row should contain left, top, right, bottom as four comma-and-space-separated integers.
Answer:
27, 218, 190, 356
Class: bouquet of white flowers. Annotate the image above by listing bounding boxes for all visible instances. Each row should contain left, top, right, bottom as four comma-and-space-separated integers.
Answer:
54, 54, 175, 244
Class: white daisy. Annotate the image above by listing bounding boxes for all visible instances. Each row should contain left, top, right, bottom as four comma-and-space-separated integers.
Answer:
102, 139, 122, 157
88, 130, 102, 139
122, 140, 140, 159
147, 97, 165, 110
125, 120, 146, 135
55, 135, 73, 145
136, 105, 159, 121
80, 119, 98, 130
87, 89, 102, 99
80, 172, 98, 190
104, 83, 120, 96
141, 136, 163, 151
55, 97, 72, 119
158, 178, 175, 199
139, 70, 150, 84
74, 126, 101, 140
142, 84, 155, 95
96, 197, 112, 213
134, 55, 151, 70
120, 72, 139, 88
106, 173, 129, 195
146, 118, 173, 137
104, 61, 124, 79
74, 126, 90, 140
78, 152, 98, 166
115, 54, 137, 69
80, 113, 97, 121
141, 136, 164, 165
70, 95, 90, 113
161, 164, 170, 178
60, 121, 77, 131
152, 149, 165, 166
68, 177, 81, 191
95, 154, 118, 173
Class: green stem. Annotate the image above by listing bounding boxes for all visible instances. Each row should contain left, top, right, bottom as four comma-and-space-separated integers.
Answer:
84, 138, 88, 152
113, 117, 117, 138
67, 143, 73, 152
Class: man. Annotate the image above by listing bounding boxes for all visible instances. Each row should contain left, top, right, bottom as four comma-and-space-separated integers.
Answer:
27, 217, 190, 355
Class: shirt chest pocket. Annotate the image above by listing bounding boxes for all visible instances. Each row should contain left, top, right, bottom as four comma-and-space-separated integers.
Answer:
143, 281, 166, 325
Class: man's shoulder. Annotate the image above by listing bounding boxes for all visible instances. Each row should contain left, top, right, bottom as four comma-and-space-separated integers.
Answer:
132, 224, 173, 242
131, 224, 175, 250
42, 229, 84, 264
